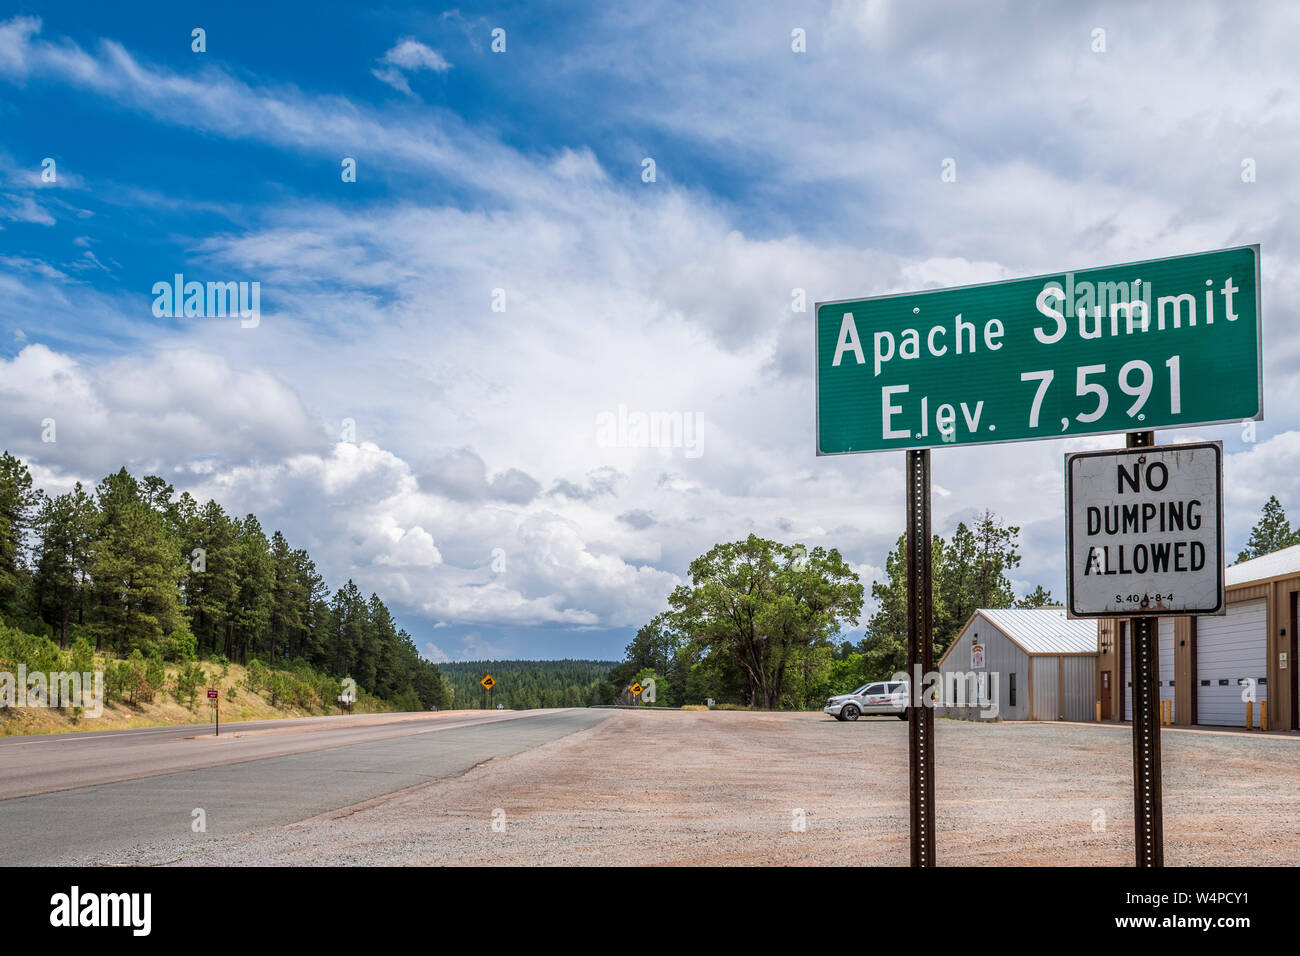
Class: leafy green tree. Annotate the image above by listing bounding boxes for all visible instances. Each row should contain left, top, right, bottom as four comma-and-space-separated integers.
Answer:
1236, 496, 1299, 563
628, 666, 667, 706
668, 535, 863, 710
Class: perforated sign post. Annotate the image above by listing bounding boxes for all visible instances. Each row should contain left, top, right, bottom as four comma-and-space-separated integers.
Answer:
815, 246, 1261, 869
1065, 438, 1225, 867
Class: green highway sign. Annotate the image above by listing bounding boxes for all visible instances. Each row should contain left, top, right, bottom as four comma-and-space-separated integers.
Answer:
815, 245, 1261, 454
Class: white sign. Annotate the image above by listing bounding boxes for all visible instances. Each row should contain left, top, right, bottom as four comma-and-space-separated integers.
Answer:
971, 643, 985, 669
1066, 441, 1224, 617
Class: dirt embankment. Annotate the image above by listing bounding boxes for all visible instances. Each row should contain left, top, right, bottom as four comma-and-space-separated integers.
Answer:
0, 659, 393, 737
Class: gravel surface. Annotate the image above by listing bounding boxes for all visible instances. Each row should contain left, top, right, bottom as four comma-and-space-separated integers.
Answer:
176, 710, 1300, 866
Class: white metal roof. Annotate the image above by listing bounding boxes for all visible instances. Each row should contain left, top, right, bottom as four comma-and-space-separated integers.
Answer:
1226, 543, 1300, 588
977, 607, 1098, 655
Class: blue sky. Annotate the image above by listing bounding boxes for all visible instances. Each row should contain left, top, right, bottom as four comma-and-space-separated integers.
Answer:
2, 1, 1298, 662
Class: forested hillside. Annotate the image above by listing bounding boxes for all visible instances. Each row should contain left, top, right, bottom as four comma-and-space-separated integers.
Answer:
0, 451, 449, 711
438, 659, 617, 709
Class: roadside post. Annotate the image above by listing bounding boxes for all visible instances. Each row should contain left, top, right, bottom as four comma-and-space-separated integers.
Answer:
905, 449, 936, 866
208, 687, 219, 736
481, 674, 495, 710
1065, 436, 1226, 866
816, 245, 1258, 868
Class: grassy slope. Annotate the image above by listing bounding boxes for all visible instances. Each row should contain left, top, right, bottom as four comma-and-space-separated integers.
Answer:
0, 659, 398, 737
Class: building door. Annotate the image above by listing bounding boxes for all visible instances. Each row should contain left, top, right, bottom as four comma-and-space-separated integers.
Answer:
1158, 617, 1175, 721
1123, 626, 1133, 721
1100, 671, 1112, 720
1291, 591, 1298, 730
1197, 599, 1267, 727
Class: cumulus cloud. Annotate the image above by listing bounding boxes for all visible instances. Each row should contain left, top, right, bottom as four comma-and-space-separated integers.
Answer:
618, 509, 656, 530
0, 7, 1297, 656
417, 448, 541, 504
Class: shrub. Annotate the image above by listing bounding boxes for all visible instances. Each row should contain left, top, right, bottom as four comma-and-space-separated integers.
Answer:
173, 662, 206, 708
120, 650, 156, 705
245, 659, 266, 693
163, 630, 197, 663
105, 660, 133, 705
69, 638, 94, 677
0, 624, 63, 675
145, 654, 166, 698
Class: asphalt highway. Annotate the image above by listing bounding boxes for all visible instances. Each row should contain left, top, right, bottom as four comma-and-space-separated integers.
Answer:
0, 708, 610, 865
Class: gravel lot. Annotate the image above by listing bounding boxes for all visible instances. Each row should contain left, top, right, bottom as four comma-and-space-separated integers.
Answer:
183, 710, 1300, 866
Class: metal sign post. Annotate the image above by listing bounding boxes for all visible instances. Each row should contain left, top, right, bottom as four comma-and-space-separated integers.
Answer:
815, 248, 1260, 870
1125, 430, 1164, 867
207, 687, 219, 736
906, 449, 936, 867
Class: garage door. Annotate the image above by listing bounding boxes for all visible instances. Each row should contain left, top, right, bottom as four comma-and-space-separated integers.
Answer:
1124, 619, 1174, 722
1197, 599, 1267, 727
1031, 656, 1059, 720
1123, 628, 1132, 721
1159, 618, 1175, 720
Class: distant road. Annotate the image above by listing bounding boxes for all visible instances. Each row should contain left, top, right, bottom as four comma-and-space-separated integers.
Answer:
0, 708, 609, 865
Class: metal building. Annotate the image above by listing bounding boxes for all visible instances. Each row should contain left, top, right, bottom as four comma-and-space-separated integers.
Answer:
1097, 543, 1300, 729
937, 608, 1098, 721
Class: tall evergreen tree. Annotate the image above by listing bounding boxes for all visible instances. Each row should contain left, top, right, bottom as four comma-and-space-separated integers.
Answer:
0, 451, 39, 617
185, 499, 240, 657
32, 483, 98, 647
90, 469, 189, 654
231, 514, 273, 664
1237, 496, 1299, 563
0, 452, 448, 711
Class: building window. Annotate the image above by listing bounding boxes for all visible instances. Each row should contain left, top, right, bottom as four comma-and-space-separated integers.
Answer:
1009, 673, 1016, 707
1201, 680, 1210, 686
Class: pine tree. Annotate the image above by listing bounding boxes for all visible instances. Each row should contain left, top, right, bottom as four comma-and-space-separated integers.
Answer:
231, 515, 273, 665
0, 451, 39, 616
90, 470, 189, 654
1237, 496, 1299, 563
1016, 584, 1056, 608
32, 483, 98, 647
184, 500, 240, 657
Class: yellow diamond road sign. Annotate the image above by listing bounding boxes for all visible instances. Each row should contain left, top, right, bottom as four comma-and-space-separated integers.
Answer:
481, 674, 495, 689
630, 682, 643, 696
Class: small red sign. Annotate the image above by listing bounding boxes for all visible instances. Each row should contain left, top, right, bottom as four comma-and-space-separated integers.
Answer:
207, 688, 219, 699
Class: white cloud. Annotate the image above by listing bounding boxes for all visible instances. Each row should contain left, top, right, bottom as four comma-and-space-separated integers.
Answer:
372, 37, 452, 96
1, 7, 1297, 649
